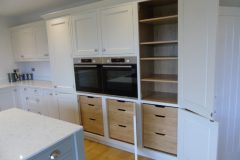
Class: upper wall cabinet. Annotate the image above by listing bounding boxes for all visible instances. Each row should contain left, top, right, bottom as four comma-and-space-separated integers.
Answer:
72, 12, 100, 57
101, 5, 134, 55
72, 4, 135, 57
11, 21, 49, 61
178, 0, 218, 119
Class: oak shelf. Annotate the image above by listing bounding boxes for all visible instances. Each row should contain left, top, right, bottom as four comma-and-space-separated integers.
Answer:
140, 40, 178, 45
142, 92, 177, 104
141, 74, 178, 83
140, 15, 178, 24
141, 56, 178, 61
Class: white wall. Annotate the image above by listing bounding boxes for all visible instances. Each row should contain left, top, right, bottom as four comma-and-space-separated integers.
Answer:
0, 17, 15, 84
215, 7, 240, 160
17, 62, 51, 81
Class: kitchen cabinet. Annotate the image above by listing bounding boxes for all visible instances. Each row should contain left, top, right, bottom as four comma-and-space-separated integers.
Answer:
0, 87, 16, 111
80, 96, 104, 135
107, 99, 134, 144
72, 12, 100, 57
11, 21, 49, 61
43, 89, 60, 119
57, 93, 79, 124
46, 17, 75, 93
25, 95, 47, 115
72, 4, 135, 57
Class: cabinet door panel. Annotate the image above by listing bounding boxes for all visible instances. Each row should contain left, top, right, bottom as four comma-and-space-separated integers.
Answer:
101, 5, 134, 55
72, 12, 100, 56
47, 17, 75, 91
0, 88, 16, 111
57, 93, 78, 124
179, 0, 218, 119
35, 22, 49, 59
178, 109, 218, 160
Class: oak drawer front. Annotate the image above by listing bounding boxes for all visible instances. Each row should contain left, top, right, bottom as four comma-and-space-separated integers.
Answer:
107, 99, 134, 114
33, 136, 74, 160
143, 131, 177, 155
80, 103, 102, 116
82, 115, 104, 135
143, 114, 177, 137
109, 122, 134, 144
142, 104, 177, 118
80, 96, 101, 106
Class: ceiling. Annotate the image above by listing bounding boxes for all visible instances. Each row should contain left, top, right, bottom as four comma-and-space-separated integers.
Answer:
0, 0, 99, 17
220, 0, 240, 7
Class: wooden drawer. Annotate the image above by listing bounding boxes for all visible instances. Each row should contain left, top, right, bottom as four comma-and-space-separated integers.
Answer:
142, 104, 178, 154
143, 130, 177, 155
109, 121, 134, 144
142, 104, 177, 118
80, 96, 101, 106
107, 99, 134, 114
82, 114, 104, 135
33, 136, 74, 160
81, 103, 102, 116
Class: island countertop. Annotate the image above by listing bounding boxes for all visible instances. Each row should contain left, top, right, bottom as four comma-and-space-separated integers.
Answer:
0, 108, 83, 160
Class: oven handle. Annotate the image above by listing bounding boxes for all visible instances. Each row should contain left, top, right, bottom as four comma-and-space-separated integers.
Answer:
74, 65, 98, 68
102, 65, 132, 68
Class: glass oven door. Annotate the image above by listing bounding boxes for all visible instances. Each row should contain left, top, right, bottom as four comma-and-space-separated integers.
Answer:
74, 64, 102, 93
102, 64, 138, 98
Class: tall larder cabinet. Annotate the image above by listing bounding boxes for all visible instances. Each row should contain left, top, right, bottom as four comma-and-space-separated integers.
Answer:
138, 0, 219, 159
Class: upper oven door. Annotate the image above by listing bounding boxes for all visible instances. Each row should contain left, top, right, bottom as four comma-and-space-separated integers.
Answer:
102, 64, 138, 98
74, 64, 102, 93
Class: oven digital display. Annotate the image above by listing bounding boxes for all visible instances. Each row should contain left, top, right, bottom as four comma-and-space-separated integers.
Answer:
111, 58, 125, 63
81, 59, 92, 63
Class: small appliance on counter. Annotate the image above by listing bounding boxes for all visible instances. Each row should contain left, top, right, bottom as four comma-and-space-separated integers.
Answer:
8, 69, 34, 83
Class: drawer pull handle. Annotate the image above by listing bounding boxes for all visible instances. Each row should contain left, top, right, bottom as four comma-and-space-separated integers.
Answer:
155, 132, 166, 136
117, 100, 125, 103
118, 125, 127, 128
88, 104, 95, 107
89, 118, 96, 121
87, 96, 94, 98
155, 114, 166, 118
118, 109, 126, 112
154, 105, 166, 108
49, 150, 61, 159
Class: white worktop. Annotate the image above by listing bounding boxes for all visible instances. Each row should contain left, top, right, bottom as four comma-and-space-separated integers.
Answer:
0, 80, 53, 89
0, 108, 83, 160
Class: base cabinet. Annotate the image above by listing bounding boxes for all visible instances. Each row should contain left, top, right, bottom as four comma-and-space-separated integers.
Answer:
142, 104, 178, 155
107, 99, 134, 144
0, 87, 17, 111
79, 96, 104, 135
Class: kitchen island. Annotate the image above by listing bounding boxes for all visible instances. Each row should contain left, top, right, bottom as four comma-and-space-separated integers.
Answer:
0, 108, 84, 160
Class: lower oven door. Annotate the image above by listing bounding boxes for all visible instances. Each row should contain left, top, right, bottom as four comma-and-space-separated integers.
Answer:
74, 64, 102, 93
102, 64, 138, 98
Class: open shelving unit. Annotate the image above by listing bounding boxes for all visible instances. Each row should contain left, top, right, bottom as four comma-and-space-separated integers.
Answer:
139, 0, 178, 104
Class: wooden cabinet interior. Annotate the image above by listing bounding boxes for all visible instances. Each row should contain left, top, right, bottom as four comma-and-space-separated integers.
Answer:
139, 0, 178, 104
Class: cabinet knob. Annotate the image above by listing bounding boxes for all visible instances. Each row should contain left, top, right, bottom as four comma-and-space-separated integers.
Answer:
102, 48, 106, 52
20, 55, 24, 58
94, 49, 98, 52
44, 54, 49, 57
49, 93, 53, 96
49, 150, 61, 159
36, 99, 40, 103
26, 97, 29, 100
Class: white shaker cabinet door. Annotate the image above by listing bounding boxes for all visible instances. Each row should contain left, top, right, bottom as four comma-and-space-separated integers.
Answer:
179, 0, 219, 119
72, 12, 100, 57
0, 88, 16, 111
101, 5, 134, 55
178, 110, 218, 160
34, 22, 49, 59
12, 27, 36, 60
57, 93, 79, 124
47, 17, 75, 92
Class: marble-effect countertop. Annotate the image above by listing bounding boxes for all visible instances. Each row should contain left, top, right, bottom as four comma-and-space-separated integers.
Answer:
0, 108, 82, 160
0, 80, 53, 89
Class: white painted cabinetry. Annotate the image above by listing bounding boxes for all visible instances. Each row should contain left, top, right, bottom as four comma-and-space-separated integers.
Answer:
43, 89, 60, 119
72, 12, 100, 57
101, 5, 134, 55
72, 4, 135, 57
46, 17, 75, 92
0, 87, 17, 111
11, 21, 49, 61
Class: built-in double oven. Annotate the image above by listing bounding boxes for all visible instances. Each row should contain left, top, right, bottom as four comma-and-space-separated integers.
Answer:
74, 57, 138, 98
